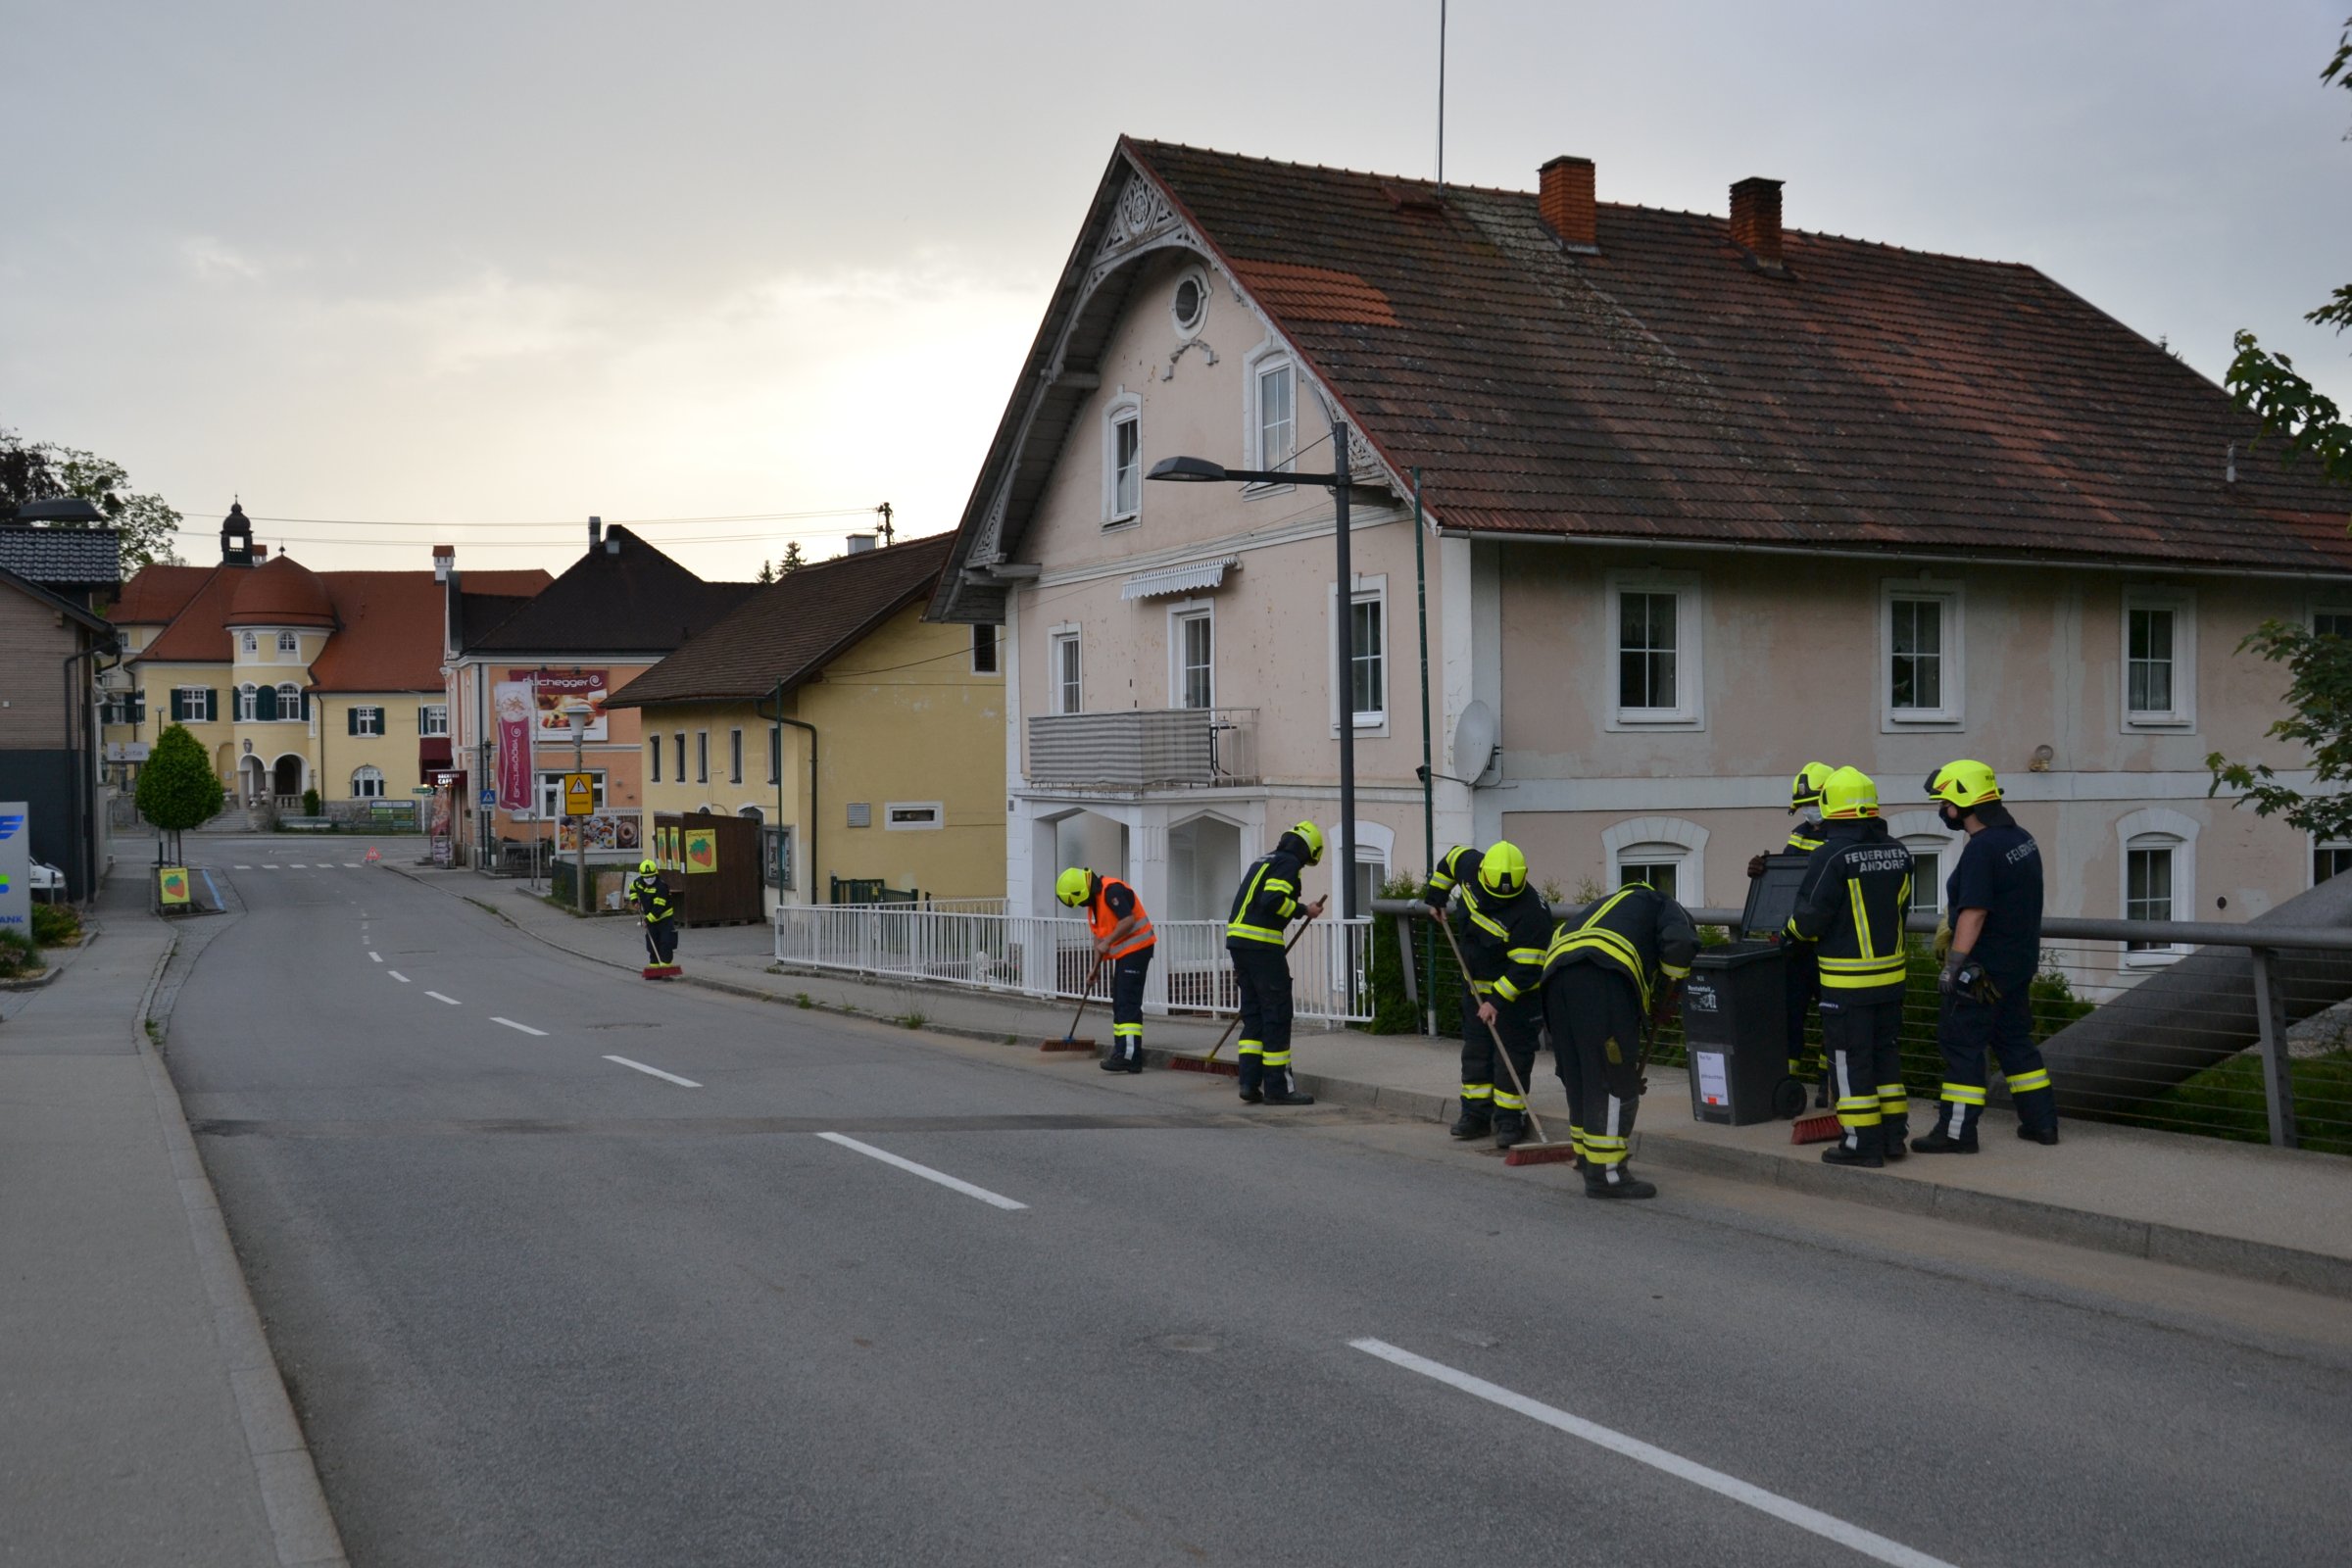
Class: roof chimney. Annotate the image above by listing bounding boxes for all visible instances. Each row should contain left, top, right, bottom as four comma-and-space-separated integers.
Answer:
588, 514, 604, 551
1539, 156, 1597, 252
846, 532, 876, 555
1729, 176, 1785, 270
252, 543, 270, 563
432, 545, 454, 583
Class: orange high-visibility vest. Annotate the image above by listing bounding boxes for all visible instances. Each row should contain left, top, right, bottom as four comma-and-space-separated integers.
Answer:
1088, 876, 1154, 958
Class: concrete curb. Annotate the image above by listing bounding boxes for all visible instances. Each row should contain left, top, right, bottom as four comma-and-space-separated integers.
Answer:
401, 865, 2352, 1302
136, 923, 350, 1566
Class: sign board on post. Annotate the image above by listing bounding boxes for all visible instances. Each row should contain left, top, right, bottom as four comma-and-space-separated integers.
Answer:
683, 826, 717, 874
0, 804, 28, 935
564, 772, 595, 817
158, 866, 192, 907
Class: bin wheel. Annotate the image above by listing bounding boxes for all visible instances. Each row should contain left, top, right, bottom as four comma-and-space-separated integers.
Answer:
1771, 1076, 1808, 1121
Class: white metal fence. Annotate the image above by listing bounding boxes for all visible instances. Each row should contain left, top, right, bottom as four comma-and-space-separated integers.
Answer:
773, 906, 1374, 1023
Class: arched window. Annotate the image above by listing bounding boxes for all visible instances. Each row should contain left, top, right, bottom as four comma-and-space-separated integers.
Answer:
2117, 808, 2200, 964
351, 765, 385, 800
736, 805, 764, 821
1601, 816, 1709, 906
276, 683, 303, 721
236, 683, 259, 721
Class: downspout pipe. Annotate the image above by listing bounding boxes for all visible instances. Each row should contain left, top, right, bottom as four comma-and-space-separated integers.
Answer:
757, 681, 818, 904
62, 637, 118, 899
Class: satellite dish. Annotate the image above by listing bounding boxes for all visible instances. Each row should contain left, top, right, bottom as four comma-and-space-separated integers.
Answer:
1450, 701, 1497, 785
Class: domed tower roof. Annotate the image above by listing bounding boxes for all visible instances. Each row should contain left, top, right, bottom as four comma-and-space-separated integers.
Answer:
224, 554, 336, 628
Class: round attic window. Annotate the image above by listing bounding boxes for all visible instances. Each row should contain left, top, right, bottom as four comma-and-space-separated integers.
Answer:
1170, 268, 1209, 338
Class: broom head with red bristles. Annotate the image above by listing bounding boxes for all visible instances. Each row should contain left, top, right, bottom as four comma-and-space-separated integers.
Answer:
1790, 1112, 1841, 1145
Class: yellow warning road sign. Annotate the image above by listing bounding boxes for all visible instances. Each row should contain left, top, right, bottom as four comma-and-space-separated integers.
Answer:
563, 772, 595, 816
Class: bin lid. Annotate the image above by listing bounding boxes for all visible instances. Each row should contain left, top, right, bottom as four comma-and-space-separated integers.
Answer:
1690, 939, 1786, 967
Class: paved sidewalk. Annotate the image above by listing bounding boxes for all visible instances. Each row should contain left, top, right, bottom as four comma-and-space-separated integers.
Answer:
0, 872, 344, 1567
416, 868, 2352, 1299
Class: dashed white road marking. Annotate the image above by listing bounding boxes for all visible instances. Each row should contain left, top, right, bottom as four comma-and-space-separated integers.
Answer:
368, 952, 382, 963
492, 1017, 547, 1036
262, 864, 278, 870
288, 863, 308, 869
387, 970, 410, 983
344, 862, 361, 868
1348, 1339, 1957, 1568
603, 1055, 701, 1088
815, 1132, 1028, 1210
232, 864, 251, 870
425, 991, 460, 1005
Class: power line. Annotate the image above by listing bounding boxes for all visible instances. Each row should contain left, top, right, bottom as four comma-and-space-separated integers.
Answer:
161, 504, 884, 531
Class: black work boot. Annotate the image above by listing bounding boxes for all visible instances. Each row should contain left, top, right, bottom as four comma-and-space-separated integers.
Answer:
1492, 1110, 1529, 1150
1910, 1127, 1979, 1154
1583, 1165, 1658, 1200
1881, 1122, 1909, 1161
1821, 1126, 1885, 1169
1259, 1065, 1315, 1105
1237, 1057, 1264, 1104
1448, 1102, 1494, 1140
2017, 1121, 2059, 1146
1099, 1042, 1129, 1073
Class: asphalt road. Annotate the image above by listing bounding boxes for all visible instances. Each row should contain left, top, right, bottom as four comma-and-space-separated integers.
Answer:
165, 837, 2352, 1566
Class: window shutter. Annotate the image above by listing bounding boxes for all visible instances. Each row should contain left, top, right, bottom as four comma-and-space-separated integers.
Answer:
347, 708, 359, 736
205, 689, 219, 722
301, 691, 311, 720
256, 686, 277, 722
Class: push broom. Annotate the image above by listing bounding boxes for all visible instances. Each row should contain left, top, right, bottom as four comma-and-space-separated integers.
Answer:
1169, 915, 1313, 1079
1433, 919, 1578, 1168
1041, 956, 1105, 1053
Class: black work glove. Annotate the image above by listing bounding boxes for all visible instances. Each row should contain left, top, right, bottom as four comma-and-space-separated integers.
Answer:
1938, 950, 2000, 1004
1745, 854, 1767, 879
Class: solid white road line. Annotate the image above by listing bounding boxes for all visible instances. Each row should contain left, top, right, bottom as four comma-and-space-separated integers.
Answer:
604, 1055, 701, 1088
1348, 1340, 1956, 1568
387, 971, 410, 983
425, 991, 461, 1005
368, 952, 382, 962
492, 1017, 547, 1036
814, 1132, 1028, 1210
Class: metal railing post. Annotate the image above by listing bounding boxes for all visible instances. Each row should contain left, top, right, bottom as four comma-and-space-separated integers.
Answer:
2248, 947, 2301, 1150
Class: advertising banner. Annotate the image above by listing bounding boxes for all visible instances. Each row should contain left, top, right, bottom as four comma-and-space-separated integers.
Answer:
493, 682, 533, 809
683, 825, 717, 874
510, 668, 611, 742
0, 804, 27, 935
557, 812, 642, 853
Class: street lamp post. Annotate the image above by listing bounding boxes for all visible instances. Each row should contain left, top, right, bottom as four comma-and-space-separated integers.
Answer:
1148, 409, 1358, 919
564, 702, 592, 914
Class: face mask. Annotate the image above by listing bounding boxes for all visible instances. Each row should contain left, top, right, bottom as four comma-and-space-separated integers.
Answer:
1939, 805, 1967, 833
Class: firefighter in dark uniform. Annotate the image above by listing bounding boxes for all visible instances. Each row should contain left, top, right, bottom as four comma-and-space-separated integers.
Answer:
1225, 821, 1327, 1105
1057, 866, 1155, 1073
1445, 843, 1552, 1148
1422, 844, 1496, 1139
1915, 760, 2057, 1152
1787, 767, 1914, 1167
628, 858, 679, 971
1541, 880, 1698, 1199
1750, 761, 1834, 1097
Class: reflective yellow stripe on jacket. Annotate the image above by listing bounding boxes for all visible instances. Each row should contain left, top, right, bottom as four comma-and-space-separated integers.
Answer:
1545, 887, 1657, 1010
1227, 860, 1290, 944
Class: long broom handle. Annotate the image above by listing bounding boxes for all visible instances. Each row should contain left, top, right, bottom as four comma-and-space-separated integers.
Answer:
1434, 915, 1550, 1147
1061, 955, 1105, 1041
1205, 915, 1313, 1064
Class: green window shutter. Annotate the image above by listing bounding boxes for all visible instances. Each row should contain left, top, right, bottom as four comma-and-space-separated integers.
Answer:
768, 725, 781, 784
256, 686, 277, 722
346, 708, 359, 736
169, 691, 182, 721
205, 689, 219, 722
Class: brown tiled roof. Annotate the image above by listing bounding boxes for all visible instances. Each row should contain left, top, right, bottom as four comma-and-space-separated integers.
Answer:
462, 526, 754, 656
225, 555, 336, 627
112, 564, 215, 625
136, 566, 246, 662
608, 534, 954, 709
310, 568, 549, 692
939, 139, 2352, 614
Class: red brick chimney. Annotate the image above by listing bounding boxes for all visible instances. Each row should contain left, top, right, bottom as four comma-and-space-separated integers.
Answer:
1539, 156, 1597, 252
252, 543, 270, 563
1729, 176, 1785, 270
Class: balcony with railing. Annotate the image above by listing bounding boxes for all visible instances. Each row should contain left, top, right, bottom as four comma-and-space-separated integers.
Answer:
1025, 707, 1257, 790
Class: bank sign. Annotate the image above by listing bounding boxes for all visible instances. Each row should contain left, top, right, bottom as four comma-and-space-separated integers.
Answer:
0, 804, 28, 934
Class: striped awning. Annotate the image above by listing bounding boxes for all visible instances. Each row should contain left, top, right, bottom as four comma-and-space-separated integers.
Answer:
1121, 557, 1237, 601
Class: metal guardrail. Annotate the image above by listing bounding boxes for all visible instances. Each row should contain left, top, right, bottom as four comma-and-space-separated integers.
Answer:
1370, 898, 2352, 1152
774, 906, 1372, 1023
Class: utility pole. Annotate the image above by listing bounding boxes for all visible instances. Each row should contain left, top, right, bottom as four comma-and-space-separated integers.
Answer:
876, 502, 894, 547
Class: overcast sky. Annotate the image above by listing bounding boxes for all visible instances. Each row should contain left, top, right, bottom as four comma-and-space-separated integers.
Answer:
5, 1, 2347, 579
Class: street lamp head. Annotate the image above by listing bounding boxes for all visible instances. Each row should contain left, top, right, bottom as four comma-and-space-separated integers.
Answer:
1147, 455, 1230, 484
561, 702, 594, 734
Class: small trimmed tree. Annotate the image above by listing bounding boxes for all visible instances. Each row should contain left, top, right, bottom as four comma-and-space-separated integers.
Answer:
137, 723, 225, 861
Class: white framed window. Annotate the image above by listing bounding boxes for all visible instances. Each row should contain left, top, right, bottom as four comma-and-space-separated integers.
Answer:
2116, 808, 2198, 964
240, 631, 258, 656
970, 624, 1000, 675
1603, 816, 1709, 906
729, 728, 743, 784
2123, 589, 2195, 729
2312, 606, 2352, 641
1170, 264, 1211, 339
275, 682, 303, 721
534, 769, 606, 818
277, 631, 298, 655
418, 705, 449, 737
1103, 394, 1143, 525
2316, 837, 2352, 888
236, 683, 258, 722
1881, 579, 1965, 727
1170, 602, 1213, 710
1327, 577, 1388, 733
884, 802, 943, 831
1898, 836, 1943, 913
172, 687, 218, 722
1243, 342, 1298, 488
1603, 570, 1703, 730
1349, 819, 1395, 919
350, 765, 385, 799
1050, 625, 1082, 714
347, 706, 384, 736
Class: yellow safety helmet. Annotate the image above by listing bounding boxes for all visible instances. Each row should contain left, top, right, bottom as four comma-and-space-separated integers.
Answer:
638, 859, 657, 874
1790, 760, 1834, 813
1288, 820, 1325, 865
1478, 840, 1530, 897
1821, 766, 1880, 819
1054, 866, 1094, 907
1925, 760, 2002, 809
